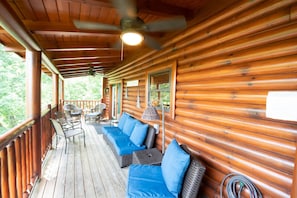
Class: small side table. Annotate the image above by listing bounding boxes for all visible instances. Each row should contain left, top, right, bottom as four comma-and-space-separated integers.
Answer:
110, 119, 119, 126
133, 148, 163, 165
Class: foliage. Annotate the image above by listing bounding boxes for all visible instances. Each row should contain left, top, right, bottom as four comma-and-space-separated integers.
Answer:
64, 75, 103, 100
0, 43, 102, 135
41, 72, 53, 110
0, 45, 26, 134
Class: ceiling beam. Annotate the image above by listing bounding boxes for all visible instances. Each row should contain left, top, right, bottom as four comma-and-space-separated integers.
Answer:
24, 20, 120, 35
54, 58, 121, 66
52, 55, 119, 61
33, 30, 119, 37
3, 45, 26, 52
49, 50, 121, 59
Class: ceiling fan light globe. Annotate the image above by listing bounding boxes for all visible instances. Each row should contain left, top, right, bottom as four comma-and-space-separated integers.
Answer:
120, 32, 143, 46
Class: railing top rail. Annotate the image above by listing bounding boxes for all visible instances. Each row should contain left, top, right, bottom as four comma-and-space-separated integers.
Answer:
0, 118, 34, 150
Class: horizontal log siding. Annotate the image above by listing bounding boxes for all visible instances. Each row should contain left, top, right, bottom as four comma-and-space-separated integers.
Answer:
106, 1, 297, 197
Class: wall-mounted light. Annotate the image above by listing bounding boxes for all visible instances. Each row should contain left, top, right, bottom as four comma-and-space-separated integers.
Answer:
120, 31, 143, 46
104, 88, 109, 94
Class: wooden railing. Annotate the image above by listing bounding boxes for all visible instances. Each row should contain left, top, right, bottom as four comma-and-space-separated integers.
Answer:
63, 99, 102, 112
0, 105, 57, 197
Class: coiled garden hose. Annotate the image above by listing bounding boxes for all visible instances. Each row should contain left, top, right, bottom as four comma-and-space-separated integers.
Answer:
220, 173, 262, 198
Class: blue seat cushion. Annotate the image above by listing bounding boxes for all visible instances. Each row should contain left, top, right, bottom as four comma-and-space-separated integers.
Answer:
101, 126, 122, 135
161, 139, 190, 197
118, 112, 130, 130
106, 131, 128, 145
113, 137, 145, 155
129, 123, 148, 146
122, 117, 139, 136
127, 164, 174, 198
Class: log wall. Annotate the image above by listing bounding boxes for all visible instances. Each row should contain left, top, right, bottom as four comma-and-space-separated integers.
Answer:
106, 1, 297, 197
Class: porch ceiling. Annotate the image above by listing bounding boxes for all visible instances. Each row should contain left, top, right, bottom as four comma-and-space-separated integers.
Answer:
0, 0, 231, 78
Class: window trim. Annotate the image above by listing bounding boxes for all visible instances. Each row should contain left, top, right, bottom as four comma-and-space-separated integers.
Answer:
145, 60, 177, 119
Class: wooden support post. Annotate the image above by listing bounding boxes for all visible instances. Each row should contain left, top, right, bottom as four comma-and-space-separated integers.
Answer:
0, 149, 9, 197
7, 143, 17, 198
25, 49, 42, 178
52, 73, 59, 107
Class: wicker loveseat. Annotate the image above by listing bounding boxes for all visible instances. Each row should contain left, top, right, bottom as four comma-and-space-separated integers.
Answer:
102, 112, 156, 168
126, 139, 206, 198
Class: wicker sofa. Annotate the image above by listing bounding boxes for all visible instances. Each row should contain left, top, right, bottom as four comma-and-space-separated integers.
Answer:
126, 139, 206, 198
102, 112, 156, 168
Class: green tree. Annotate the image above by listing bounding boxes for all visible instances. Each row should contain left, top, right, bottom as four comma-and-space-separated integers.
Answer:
0, 44, 103, 135
41, 72, 53, 110
0, 44, 26, 134
64, 75, 103, 100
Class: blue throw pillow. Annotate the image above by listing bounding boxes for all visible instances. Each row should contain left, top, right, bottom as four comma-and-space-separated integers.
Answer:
161, 139, 190, 197
118, 112, 129, 130
122, 116, 138, 136
129, 123, 149, 146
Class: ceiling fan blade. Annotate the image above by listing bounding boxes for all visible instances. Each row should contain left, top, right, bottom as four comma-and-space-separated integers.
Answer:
145, 16, 187, 32
112, 0, 137, 18
73, 20, 120, 31
144, 35, 162, 50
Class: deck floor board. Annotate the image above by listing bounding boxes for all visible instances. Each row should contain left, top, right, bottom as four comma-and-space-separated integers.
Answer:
31, 123, 128, 198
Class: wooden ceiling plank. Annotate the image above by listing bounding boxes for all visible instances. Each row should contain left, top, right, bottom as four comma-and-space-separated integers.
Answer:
62, 0, 112, 9
8, 0, 36, 20
79, 2, 92, 21
43, 0, 59, 22
137, 0, 194, 19
29, 0, 49, 20
69, 1, 80, 19
57, 0, 70, 22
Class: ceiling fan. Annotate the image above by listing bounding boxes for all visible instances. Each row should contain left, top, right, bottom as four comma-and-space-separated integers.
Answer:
87, 65, 96, 76
73, 0, 187, 50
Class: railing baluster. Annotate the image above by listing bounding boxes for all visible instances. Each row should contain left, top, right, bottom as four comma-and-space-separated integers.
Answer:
28, 128, 33, 189
0, 148, 9, 197
25, 129, 30, 191
21, 132, 27, 196
7, 142, 17, 198
15, 137, 22, 197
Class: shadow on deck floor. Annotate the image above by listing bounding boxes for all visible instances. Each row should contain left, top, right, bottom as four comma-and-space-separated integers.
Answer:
31, 123, 128, 198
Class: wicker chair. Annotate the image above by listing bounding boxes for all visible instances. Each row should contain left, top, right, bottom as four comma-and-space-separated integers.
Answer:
63, 104, 82, 117
179, 144, 206, 197
85, 103, 106, 122
181, 158, 206, 197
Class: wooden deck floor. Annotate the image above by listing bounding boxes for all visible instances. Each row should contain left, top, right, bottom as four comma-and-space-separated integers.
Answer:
31, 123, 128, 198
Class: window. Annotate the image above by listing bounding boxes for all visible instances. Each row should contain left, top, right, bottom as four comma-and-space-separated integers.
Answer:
146, 61, 176, 119
149, 70, 171, 111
